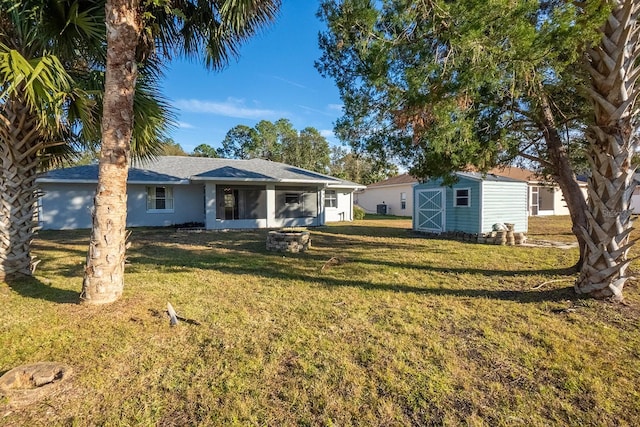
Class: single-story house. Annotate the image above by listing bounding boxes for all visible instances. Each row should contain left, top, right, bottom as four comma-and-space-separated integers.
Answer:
36, 156, 365, 230
354, 173, 416, 216
487, 166, 588, 216
413, 172, 528, 234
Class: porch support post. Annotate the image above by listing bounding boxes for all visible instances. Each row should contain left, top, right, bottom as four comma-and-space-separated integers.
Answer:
205, 182, 217, 230
318, 186, 326, 226
266, 184, 275, 228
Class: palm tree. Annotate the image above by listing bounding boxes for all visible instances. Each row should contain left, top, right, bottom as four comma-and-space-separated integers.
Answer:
0, 0, 173, 281
82, 0, 281, 304
576, 0, 640, 301
0, 0, 98, 280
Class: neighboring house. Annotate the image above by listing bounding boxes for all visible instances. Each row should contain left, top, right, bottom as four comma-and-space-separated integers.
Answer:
36, 156, 365, 230
354, 174, 417, 216
633, 187, 640, 214
413, 172, 528, 234
632, 174, 640, 214
488, 166, 588, 216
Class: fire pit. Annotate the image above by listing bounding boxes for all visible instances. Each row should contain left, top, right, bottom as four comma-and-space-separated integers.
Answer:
266, 229, 311, 253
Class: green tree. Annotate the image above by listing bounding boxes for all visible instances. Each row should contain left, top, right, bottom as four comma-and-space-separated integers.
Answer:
83, 0, 281, 304
574, 1, 640, 301
0, 0, 92, 279
218, 119, 332, 174
317, 0, 608, 271
191, 143, 219, 158
0, 0, 173, 281
160, 138, 188, 156
219, 124, 257, 159
329, 146, 397, 185
254, 119, 282, 161
298, 127, 330, 172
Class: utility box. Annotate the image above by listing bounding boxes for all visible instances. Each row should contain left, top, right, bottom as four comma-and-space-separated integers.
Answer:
376, 204, 388, 215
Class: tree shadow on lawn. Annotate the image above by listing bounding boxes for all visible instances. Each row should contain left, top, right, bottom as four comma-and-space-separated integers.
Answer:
3, 275, 79, 304
127, 244, 579, 304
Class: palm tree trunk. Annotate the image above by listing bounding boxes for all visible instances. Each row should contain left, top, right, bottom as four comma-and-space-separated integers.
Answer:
576, 0, 640, 301
0, 98, 41, 281
81, 0, 139, 304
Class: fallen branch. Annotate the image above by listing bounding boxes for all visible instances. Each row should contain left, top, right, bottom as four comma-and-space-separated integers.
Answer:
321, 256, 345, 271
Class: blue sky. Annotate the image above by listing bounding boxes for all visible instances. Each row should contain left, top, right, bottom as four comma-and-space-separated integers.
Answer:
161, 0, 343, 153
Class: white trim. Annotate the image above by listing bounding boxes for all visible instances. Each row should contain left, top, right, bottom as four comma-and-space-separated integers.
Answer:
453, 187, 471, 207
36, 178, 191, 185
479, 181, 484, 231
189, 176, 337, 185
366, 182, 418, 190
415, 188, 445, 233
146, 209, 175, 214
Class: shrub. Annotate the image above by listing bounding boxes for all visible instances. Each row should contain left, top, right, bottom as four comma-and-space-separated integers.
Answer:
353, 205, 366, 220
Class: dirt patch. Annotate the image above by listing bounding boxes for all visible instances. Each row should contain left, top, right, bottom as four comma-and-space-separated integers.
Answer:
521, 239, 579, 250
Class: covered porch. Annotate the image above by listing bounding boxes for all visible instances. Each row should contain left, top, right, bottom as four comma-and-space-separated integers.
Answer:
203, 182, 328, 230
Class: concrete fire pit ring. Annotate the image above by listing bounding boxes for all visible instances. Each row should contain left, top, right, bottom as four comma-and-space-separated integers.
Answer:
266, 229, 311, 253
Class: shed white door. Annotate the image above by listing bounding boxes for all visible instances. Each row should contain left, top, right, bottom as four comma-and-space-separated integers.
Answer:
415, 189, 445, 233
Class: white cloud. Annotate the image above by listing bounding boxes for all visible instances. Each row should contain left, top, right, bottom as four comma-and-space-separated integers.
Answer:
320, 129, 335, 138
175, 98, 285, 120
327, 103, 343, 111
270, 75, 307, 89
177, 121, 195, 129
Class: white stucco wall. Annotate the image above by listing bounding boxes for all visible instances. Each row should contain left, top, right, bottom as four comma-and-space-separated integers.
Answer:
355, 183, 415, 217
325, 190, 354, 222
528, 184, 587, 216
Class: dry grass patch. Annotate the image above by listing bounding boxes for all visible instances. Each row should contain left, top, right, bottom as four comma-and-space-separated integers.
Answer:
1, 216, 640, 425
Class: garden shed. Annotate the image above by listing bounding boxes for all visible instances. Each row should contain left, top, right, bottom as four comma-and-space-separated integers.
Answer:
413, 172, 528, 235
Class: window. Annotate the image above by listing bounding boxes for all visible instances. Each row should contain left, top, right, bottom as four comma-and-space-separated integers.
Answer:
146, 186, 174, 212
285, 193, 300, 204
400, 192, 407, 210
454, 188, 470, 207
325, 190, 337, 208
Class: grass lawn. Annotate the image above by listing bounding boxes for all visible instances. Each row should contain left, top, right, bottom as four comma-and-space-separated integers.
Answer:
2, 216, 640, 425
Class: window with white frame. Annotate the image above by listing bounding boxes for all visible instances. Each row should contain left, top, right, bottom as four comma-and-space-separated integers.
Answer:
454, 188, 470, 207
146, 186, 174, 212
400, 192, 407, 210
324, 190, 337, 208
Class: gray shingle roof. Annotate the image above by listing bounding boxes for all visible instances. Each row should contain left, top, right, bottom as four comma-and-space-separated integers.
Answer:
38, 156, 365, 188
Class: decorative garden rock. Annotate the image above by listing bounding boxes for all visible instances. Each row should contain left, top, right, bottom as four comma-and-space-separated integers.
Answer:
266, 230, 311, 253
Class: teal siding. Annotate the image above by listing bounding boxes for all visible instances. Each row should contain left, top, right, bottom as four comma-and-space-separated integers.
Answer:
414, 174, 528, 234
414, 177, 481, 234
481, 181, 528, 233
444, 178, 481, 234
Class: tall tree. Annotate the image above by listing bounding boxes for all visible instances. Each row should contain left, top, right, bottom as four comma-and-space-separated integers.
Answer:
83, 0, 281, 304
218, 118, 332, 173
0, 0, 174, 281
191, 143, 219, 157
298, 127, 330, 172
0, 0, 98, 280
317, 0, 608, 270
218, 124, 257, 159
576, 0, 640, 300
329, 146, 397, 185
160, 138, 188, 156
